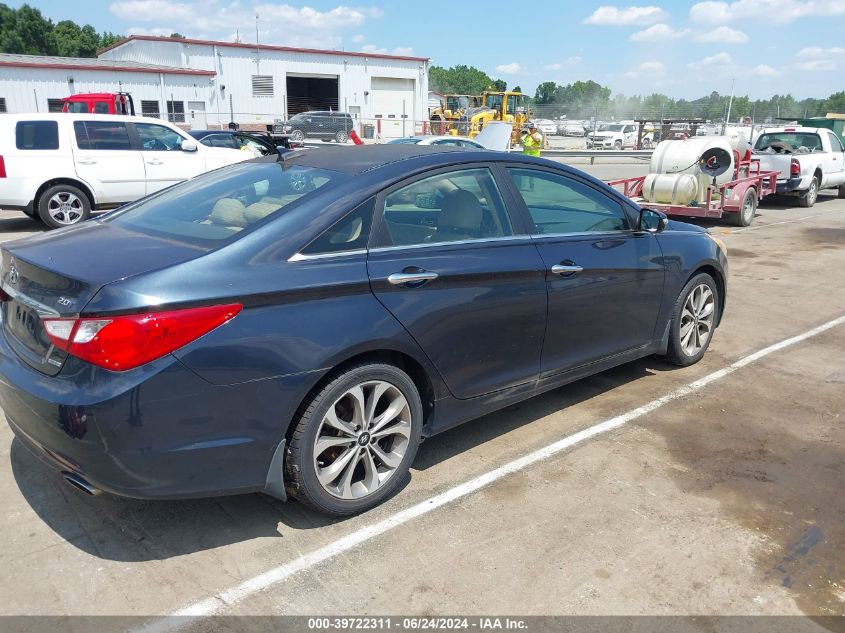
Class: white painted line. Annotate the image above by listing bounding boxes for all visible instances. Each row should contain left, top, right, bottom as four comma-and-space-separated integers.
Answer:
136, 314, 845, 633
732, 207, 845, 233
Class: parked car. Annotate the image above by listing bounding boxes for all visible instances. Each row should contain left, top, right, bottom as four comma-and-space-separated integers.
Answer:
0, 113, 250, 228
753, 126, 845, 206
534, 119, 558, 136
558, 121, 585, 137
586, 122, 639, 149
0, 145, 728, 516
388, 135, 485, 149
275, 111, 354, 143
189, 130, 278, 156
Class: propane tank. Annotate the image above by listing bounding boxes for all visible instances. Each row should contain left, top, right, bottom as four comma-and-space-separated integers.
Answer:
642, 173, 699, 205
649, 137, 736, 204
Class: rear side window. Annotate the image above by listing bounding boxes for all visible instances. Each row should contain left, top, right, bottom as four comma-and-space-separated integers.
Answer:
301, 198, 374, 255
103, 161, 348, 246
15, 121, 59, 150
74, 121, 132, 150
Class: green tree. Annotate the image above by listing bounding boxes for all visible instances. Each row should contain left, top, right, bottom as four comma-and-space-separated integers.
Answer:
6, 4, 56, 55
169, 32, 186, 39
97, 32, 124, 50
534, 81, 557, 104
429, 65, 504, 96
490, 79, 506, 91
512, 85, 522, 94
54, 20, 99, 57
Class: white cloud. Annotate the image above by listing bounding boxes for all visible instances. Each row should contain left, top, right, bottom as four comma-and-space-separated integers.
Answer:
796, 46, 845, 58
630, 23, 689, 40
545, 56, 582, 70
795, 59, 837, 71
127, 26, 177, 36
693, 25, 748, 43
687, 52, 734, 69
360, 44, 413, 56
495, 62, 522, 74
624, 60, 666, 77
751, 64, 780, 77
109, 1, 382, 48
351, 34, 365, 43
584, 5, 667, 25
690, 0, 845, 24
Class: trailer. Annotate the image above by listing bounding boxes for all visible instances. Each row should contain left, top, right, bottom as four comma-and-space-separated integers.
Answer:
607, 156, 779, 227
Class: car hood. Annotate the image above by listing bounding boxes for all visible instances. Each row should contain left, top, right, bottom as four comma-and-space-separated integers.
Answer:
474, 122, 513, 151
665, 219, 706, 233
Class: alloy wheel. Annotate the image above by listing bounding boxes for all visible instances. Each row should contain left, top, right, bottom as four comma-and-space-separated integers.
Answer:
313, 380, 412, 500
47, 191, 84, 225
679, 284, 715, 357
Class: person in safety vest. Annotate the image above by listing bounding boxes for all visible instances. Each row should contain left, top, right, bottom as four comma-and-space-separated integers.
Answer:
521, 123, 542, 157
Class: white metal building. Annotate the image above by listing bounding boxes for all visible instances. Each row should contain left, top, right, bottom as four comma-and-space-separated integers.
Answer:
0, 53, 215, 126
0, 36, 430, 137
100, 35, 430, 135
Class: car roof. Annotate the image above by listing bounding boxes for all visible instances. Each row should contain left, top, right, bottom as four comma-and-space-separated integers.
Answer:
262, 144, 471, 174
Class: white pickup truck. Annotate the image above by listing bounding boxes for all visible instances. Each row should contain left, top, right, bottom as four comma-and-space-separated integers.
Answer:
752, 126, 845, 207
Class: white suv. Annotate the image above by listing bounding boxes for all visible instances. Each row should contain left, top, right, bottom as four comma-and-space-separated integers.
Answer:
0, 114, 252, 228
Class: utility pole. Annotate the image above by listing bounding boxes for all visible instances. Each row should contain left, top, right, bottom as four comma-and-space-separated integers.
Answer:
723, 77, 735, 134
254, 13, 260, 73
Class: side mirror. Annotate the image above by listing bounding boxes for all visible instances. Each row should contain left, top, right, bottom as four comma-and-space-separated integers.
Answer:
637, 208, 669, 234
180, 140, 198, 152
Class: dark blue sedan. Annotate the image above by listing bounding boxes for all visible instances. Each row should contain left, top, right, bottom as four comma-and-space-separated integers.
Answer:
0, 146, 728, 515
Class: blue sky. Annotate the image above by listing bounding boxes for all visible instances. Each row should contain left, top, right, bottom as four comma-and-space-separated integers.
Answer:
10, 0, 845, 99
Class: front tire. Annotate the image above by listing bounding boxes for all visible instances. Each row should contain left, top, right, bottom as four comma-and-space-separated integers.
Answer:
38, 184, 91, 229
289, 129, 305, 143
664, 273, 719, 367
798, 177, 818, 208
335, 130, 349, 143
731, 188, 756, 227
286, 363, 422, 516
614, 140, 623, 150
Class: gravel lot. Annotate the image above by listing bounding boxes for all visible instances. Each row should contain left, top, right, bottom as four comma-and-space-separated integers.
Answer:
1, 161, 843, 628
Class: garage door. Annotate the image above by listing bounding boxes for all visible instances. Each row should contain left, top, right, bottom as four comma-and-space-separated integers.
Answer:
371, 77, 414, 139
287, 74, 339, 117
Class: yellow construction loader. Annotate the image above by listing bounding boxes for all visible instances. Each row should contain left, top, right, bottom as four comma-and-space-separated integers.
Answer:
429, 94, 480, 135
466, 91, 530, 143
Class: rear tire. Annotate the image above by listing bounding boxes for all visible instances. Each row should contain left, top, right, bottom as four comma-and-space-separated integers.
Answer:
798, 176, 818, 208
838, 184, 845, 199
731, 188, 756, 227
289, 129, 305, 143
37, 184, 91, 229
335, 130, 348, 143
664, 273, 719, 367
286, 362, 422, 516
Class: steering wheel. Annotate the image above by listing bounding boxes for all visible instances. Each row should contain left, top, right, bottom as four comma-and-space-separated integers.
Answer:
144, 138, 169, 151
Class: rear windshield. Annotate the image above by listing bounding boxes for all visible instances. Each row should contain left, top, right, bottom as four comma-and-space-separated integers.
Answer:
755, 132, 823, 153
16, 121, 59, 150
102, 161, 347, 246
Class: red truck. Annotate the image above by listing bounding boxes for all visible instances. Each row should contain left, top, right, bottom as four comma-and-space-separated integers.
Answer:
61, 92, 135, 115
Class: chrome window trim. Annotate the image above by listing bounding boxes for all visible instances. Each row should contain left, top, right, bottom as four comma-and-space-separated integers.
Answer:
528, 229, 638, 240
368, 234, 530, 254
288, 249, 367, 262
287, 235, 532, 262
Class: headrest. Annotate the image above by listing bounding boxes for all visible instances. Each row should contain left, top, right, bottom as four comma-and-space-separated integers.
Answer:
209, 198, 247, 227
439, 189, 483, 231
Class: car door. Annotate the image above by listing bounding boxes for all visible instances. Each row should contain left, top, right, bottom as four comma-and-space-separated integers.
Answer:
504, 166, 665, 375
824, 131, 845, 186
623, 125, 637, 148
366, 165, 547, 399
71, 120, 146, 204
132, 122, 206, 195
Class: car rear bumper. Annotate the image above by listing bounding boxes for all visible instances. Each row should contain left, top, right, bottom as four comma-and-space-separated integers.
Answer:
775, 176, 808, 194
0, 330, 319, 500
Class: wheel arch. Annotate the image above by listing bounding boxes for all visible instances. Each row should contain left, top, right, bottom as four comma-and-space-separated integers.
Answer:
34, 178, 95, 209
689, 264, 726, 326
285, 348, 438, 447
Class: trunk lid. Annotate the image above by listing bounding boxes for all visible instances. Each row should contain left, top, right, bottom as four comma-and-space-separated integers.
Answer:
1, 221, 210, 375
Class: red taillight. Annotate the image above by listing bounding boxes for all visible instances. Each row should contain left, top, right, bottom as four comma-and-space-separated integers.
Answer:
41, 303, 242, 371
790, 159, 801, 176
0, 156, 6, 178
0, 287, 10, 301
